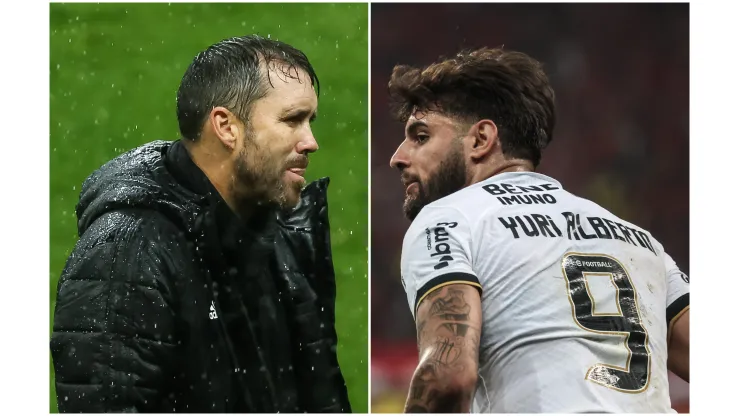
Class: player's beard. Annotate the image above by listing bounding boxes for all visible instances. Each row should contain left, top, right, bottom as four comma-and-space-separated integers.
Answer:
231, 130, 301, 216
403, 140, 467, 221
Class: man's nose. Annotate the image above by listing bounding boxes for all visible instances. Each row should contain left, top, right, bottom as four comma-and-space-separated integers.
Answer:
390, 141, 410, 170
297, 130, 319, 154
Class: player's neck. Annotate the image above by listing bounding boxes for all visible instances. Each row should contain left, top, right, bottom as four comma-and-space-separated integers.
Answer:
469, 159, 534, 185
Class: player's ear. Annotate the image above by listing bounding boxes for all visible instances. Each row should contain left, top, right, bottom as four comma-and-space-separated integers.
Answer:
208, 106, 239, 151
469, 119, 499, 161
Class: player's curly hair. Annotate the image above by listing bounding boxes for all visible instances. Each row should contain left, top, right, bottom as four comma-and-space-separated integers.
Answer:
388, 47, 555, 167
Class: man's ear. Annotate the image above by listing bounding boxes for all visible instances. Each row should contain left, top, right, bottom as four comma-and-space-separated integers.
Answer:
468, 119, 500, 162
208, 106, 239, 150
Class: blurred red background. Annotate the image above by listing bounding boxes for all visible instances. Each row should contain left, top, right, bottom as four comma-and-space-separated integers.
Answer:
370, 3, 689, 412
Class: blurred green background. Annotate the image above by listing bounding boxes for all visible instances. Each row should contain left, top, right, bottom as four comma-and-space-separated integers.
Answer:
50, 3, 368, 413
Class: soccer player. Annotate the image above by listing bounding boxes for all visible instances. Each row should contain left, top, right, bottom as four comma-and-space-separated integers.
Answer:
388, 48, 689, 413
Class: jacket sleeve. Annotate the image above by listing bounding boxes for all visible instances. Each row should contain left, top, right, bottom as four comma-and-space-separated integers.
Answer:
51, 210, 183, 413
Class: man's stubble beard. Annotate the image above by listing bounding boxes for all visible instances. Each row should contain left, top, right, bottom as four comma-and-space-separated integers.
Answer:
231, 131, 298, 216
403, 140, 467, 221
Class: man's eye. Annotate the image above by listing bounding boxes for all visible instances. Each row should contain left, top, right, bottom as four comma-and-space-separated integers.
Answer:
284, 113, 315, 127
416, 134, 429, 143
283, 115, 303, 126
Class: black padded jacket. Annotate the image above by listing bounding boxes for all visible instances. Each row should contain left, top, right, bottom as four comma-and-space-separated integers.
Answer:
50, 140, 351, 413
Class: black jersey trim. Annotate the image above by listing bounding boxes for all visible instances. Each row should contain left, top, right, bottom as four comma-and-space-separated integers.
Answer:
667, 293, 689, 342
414, 272, 482, 316
667, 293, 689, 325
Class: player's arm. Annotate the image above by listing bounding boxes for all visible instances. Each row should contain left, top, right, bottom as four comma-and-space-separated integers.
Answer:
667, 308, 689, 382
664, 252, 689, 383
398, 206, 482, 413
405, 283, 482, 413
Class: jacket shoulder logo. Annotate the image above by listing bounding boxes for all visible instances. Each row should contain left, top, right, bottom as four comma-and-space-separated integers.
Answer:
209, 300, 218, 320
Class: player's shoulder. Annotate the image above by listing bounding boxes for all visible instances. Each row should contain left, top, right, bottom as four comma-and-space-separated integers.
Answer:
401, 193, 475, 251
575, 193, 659, 242
567, 187, 668, 257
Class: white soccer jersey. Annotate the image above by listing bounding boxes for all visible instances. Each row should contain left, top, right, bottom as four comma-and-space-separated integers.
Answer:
400, 172, 689, 413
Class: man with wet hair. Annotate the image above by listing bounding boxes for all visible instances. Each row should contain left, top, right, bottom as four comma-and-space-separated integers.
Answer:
51, 35, 351, 413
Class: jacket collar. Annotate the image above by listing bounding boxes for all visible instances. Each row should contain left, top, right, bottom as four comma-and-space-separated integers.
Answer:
164, 140, 278, 254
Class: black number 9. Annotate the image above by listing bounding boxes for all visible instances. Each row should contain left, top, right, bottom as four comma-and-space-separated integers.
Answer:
562, 253, 652, 393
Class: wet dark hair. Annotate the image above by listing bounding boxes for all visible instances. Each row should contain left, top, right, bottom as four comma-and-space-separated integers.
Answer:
389, 47, 555, 167
176, 35, 320, 141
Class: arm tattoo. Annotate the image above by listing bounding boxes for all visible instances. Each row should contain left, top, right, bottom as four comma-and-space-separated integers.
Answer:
404, 286, 481, 413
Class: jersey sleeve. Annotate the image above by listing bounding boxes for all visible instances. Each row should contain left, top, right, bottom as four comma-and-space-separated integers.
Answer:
400, 205, 482, 319
664, 252, 689, 330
